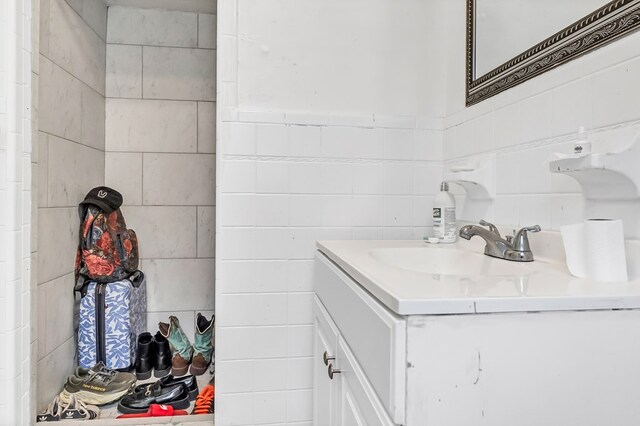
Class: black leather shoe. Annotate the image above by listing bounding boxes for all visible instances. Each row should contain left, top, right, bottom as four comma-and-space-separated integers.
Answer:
132, 374, 199, 401
117, 382, 190, 414
153, 331, 172, 378
135, 332, 154, 380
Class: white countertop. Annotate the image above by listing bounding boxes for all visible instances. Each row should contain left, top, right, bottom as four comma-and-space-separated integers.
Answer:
316, 235, 640, 315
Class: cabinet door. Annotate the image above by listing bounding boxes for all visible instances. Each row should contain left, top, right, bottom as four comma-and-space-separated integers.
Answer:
314, 297, 339, 426
334, 337, 396, 426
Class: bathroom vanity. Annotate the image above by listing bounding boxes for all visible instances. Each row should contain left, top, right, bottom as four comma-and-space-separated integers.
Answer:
313, 236, 640, 426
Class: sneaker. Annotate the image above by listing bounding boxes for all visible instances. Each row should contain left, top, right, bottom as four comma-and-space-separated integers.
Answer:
58, 394, 100, 420
36, 395, 63, 422
60, 362, 137, 406
191, 384, 214, 415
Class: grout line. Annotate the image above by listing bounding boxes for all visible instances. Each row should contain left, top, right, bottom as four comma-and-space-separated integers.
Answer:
40, 130, 104, 154
37, 270, 75, 286
39, 53, 106, 100
220, 154, 442, 165
140, 45, 144, 98
195, 205, 199, 257
141, 152, 145, 205
103, 150, 211, 155
62, 0, 108, 44
106, 41, 216, 51
196, 101, 200, 152
106, 96, 214, 103
138, 257, 215, 261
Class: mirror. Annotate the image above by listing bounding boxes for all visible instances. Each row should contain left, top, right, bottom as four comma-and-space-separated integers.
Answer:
467, 0, 640, 106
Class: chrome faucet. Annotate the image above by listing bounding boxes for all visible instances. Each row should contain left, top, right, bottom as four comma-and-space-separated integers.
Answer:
459, 220, 541, 262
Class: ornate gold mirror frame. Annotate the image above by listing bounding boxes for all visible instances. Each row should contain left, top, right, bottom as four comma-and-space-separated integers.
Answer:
467, 0, 640, 106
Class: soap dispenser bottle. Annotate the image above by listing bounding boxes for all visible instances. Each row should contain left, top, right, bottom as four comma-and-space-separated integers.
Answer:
433, 182, 456, 243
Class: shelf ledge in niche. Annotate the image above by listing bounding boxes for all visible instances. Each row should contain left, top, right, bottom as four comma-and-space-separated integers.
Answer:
549, 132, 640, 200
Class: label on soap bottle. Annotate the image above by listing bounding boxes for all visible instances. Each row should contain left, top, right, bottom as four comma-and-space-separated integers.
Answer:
433, 207, 456, 242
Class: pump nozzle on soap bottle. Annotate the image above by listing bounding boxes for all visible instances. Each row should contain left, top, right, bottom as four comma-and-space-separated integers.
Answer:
432, 181, 456, 243
573, 126, 591, 155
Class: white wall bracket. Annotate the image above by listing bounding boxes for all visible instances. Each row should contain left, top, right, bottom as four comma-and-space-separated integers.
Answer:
443, 154, 496, 200
549, 131, 640, 200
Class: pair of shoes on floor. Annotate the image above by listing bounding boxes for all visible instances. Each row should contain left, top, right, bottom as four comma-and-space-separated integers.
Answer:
117, 374, 199, 414
158, 313, 214, 376
59, 362, 137, 406
36, 395, 99, 422
134, 331, 172, 380
191, 383, 215, 415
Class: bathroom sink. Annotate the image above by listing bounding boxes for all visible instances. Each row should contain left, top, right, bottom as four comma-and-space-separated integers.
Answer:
369, 246, 534, 277
316, 239, 640, 316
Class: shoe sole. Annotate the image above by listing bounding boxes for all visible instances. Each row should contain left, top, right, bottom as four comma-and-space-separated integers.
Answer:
189, 363, 210, 376
136, 369, 152, 380
154, 366, 171, 378
171, 365, 189, 376
60, 382, 136, 406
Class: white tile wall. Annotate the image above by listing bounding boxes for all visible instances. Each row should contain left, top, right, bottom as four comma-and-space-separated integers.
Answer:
13, 0, 640, 424
217, 118, 443, 424
0, 0, 34, 421
443, 0, 640, 239
216, 1, 446, 422
105, 6, 217, 350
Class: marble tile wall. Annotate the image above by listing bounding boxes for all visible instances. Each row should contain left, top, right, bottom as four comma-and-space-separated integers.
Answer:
105, 6, 216, 340
0, 0, 35, 423
37, 0, 107, 412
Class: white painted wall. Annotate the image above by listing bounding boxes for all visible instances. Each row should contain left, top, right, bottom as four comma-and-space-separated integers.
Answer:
216, 0, 446, 424
0, 0, 35, 424
236, 0, 447, 117
444, 0, 640, 239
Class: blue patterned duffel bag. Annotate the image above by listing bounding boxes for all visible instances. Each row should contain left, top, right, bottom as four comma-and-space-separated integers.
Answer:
77, 272, 147, 370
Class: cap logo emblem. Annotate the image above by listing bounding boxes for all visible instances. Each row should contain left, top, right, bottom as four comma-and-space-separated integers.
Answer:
97, 190, 108, 199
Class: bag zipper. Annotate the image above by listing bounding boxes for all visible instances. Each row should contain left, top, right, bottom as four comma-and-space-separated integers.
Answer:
95, 283, 106, 363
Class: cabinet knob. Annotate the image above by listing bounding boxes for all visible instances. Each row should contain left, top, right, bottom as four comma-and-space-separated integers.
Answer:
323, 351, 335, 366
327, 363, 341, 380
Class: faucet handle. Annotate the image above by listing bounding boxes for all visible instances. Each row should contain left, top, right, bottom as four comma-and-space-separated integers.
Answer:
512, 225, 541, 252
479, 219, 500, 236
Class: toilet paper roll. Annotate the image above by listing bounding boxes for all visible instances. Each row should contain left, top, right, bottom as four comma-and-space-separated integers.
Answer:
560, 219, 628, 282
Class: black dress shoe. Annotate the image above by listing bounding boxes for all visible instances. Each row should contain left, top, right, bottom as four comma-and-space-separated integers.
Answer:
153, 331, 172, 378
117, 382, 190, 414
133, 374, 199, 401
134, 332, 154, 380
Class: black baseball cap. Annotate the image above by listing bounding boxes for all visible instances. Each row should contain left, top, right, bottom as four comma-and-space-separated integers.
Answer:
79, 186, 123, 213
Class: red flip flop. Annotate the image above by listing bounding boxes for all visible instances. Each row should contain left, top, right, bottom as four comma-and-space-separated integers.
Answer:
116, 403, 188, 418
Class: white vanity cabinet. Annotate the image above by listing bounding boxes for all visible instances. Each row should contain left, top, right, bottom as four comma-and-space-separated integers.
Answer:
314, 251, 405, 426
314, 298, 396, 426
314, 246, 640, 426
